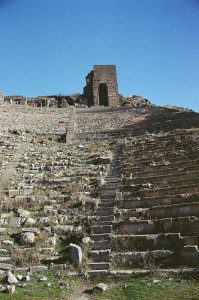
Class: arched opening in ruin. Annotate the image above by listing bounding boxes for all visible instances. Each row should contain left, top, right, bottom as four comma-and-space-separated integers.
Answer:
98, 83, 109, 106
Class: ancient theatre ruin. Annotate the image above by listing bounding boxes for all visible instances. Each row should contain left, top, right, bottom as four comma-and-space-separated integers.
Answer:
0, 65, 199, 292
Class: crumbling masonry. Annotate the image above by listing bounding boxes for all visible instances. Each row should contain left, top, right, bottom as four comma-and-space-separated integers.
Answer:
83, 65, 120, 107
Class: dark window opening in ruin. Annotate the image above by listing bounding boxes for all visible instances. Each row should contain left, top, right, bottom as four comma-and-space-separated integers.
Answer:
99, 83, 109, 106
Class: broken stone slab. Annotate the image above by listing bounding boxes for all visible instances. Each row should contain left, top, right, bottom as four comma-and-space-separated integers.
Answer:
30, 265, 48, 272
82, 236, 91, 247
181, 245, 199, 258
48, 263, 67, 270
69, 243, 83, 265
17, 274, 23, 281
53, 225, 74, 234
2, 240, 14, 246
93, 283, 108, 292
38, 276, 48, 281
22, 188, 33, 196
5, 271, 18, 284
0, 263, 12, 270
116, 191, 123, 201
21, 232, 35, 244
8, 189, 20, 198
49, 236, 56, 247
17, 209, 30, 218
0, 212, 14, 219
23, 217, 37, 226
9, 217, 21, 227
7, 284, 16, 294
22, 228, 40, 234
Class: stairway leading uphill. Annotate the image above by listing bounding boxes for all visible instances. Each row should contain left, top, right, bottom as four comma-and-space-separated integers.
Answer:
87, 141, 123, 276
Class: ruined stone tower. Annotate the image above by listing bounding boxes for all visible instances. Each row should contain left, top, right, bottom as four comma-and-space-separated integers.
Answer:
0, 91, 4, 105
83, 65, 120, 107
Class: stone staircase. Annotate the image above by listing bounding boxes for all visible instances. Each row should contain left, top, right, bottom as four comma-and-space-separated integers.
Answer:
87, 141, 123, 275
66, 108, 76, 143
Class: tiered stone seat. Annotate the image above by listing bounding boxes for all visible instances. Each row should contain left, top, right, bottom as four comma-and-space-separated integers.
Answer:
110, 128, 199, 271
76, 106, 199, 141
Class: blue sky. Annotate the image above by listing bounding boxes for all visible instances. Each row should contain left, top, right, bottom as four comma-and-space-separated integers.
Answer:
0, 0, 198, 111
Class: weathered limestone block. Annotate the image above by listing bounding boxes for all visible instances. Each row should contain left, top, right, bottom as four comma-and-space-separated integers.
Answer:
69, 243, 83, 264
9, 218, 21, 227
181, 245, 199, 266
82, 236, 91, 247
22, 187, 33, 196
43, 206, 58, 215
2, 240, 14, 246
93, 283, 108, 292
17, 209, 30, 218
23, 217, 36, 226
53, 225, 74, 234
8, 190, 19, 198
21, 232, 35, 244
181, 245, 199, 258
7, 285, 16, 294
5, 271, 18, 284
22, 228, 40, 234
116, 191, 123, 201
118, 220, 155, 235
49, 236, 56, 247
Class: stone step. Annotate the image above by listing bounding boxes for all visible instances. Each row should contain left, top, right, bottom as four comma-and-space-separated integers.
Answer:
121, 201, 199, 219
109, 269, 150, 276
124, 161, 199, 175
88, 262, 111, 270
98, 201, 114, 208
123, 177, 199, 191
100, 194, 116, 200
93, 220, 113, 225
100, 198, 115, 202
114, 215, 198, 235
122, 195, 199, 209
109, 268, 199, 276
91, 215, 115, 222
101, 187, 116, 192
0, 256, 12, 262
123, 153, 199, 165
92, 225, 112, 234
91, 233, 111, 241
0, 249, 10, 254
92, 239, 112, 250
124, 183, 199, 199
97, 207, 114, 215
87, 270, 108, 276
105, 177, 120, 182
126, 171, 199, 184
114, 233, 185, 251
89, 249, 111, 262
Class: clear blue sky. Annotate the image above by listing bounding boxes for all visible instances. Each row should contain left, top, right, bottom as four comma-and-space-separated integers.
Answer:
0, 0, 198, 111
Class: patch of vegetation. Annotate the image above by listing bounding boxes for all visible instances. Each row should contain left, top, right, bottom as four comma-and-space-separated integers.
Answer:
0, 270, 77, 300
1, 272, 199, 299
92, 274, 199, 300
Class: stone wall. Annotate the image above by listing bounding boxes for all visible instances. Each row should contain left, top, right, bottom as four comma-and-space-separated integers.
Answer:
83, 65, 120, 107
0, 91, 4, 105
93, 65, 119, 106
0, 104, 70, 135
